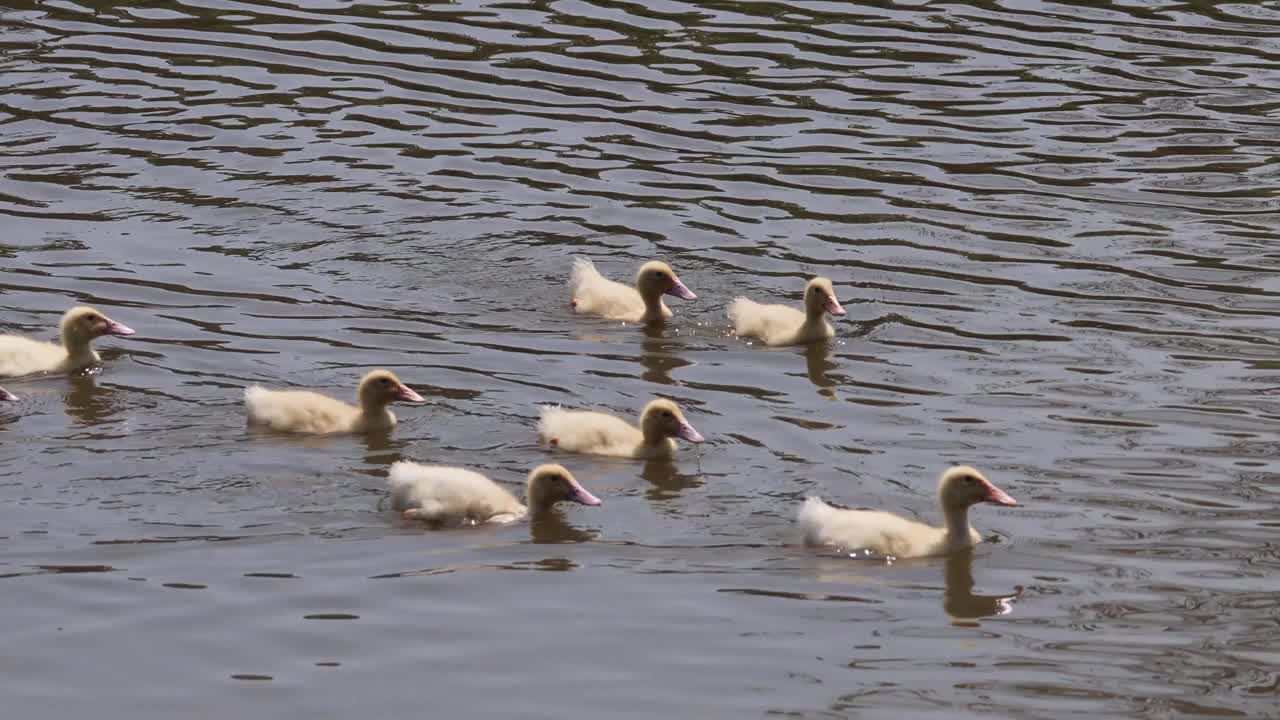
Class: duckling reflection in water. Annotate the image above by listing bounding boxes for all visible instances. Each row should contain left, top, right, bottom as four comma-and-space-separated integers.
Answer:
804, 342, 837, 398
641, 458, 704, 498
529, 508, 598, 544
944, 548, 1022, 625
639, 324, 691, 386
63, 373, 120, 426
810, 546, 1020, 624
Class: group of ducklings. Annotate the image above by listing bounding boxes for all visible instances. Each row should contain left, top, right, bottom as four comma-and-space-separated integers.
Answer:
0, 258, 1017, 560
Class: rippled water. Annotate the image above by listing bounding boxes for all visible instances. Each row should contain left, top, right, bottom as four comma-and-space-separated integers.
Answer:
3, 0, 1280, 716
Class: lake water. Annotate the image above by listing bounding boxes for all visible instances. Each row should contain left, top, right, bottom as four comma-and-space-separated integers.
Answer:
2, 1, 1280, 717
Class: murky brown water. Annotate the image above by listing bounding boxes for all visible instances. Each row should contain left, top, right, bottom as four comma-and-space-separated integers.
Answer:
3, 0, 1280, 717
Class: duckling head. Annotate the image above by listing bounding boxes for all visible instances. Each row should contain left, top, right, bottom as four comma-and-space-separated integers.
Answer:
803, 277, 846, 318
357, 369, 425, 408
635, 261, 696, 301
526, 464, 602, 509
938, 465, 1016, 510
640, 398, 704, 443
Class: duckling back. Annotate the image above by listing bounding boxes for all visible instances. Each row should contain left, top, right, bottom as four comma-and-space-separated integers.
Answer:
798, 496, 841, 546
798, 496, 955, 558
244, 386, 359, 434
729, 297, 826, 346
569, 257, 645, 320
537, 404, 645, 457
0, 335, 67, 377
388, 462, 526, 525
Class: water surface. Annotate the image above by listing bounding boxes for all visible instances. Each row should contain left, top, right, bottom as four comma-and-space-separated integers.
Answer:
3, 1, 1280, 717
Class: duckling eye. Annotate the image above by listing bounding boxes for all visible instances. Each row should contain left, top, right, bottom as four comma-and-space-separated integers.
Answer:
964, 475, 977, 484
653, 271, 665, 278
379, 378, 391, 385
86, 314, 99, 322
661, 410, 673, 418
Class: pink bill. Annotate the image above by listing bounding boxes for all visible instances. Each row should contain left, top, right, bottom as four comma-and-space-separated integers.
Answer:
677, 420, 705, 443
983, 482, 1017, 507
666, 278, 697, 300
568, 480, 602, 506
105, 319, 136, 336
395, 385, 426, 403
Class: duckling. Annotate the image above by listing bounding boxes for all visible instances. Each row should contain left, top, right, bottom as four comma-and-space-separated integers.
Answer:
570, 257, 696, 324
798, 466, 1016, 559
0, 306, 136, 377
244, 369, 424, 434
389, 462, 602, 526
538, 397, 704, 459
729, 277, 846, 346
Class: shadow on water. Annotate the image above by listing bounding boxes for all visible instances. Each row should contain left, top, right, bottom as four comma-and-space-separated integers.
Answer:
808, 546, 1021, 625
63, 373, 115, 426
943, 548, 1022, 626
360, 428, 400, 461
244, 423, 347, 449
639, 324, 690, 386
641, 458, 703, 498
529, 509, 596, 544
4, 0, 1280, 715
804, 342, 837, 398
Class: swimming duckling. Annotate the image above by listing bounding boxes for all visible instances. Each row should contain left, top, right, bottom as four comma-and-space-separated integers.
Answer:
0, 306, 136, 377
389, 462, 602, 525
244, 369, 424, 434
799, 466, 1016, 559
729, 277, 846, 346
570, 258, 696, 324
538, 398, 704, 459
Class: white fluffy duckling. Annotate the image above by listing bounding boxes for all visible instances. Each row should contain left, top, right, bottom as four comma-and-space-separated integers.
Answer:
799, 466, 1016, 559
0, 306, 136, 377
0, 387, 15, 401
570, 257, 696, 324
538, 397, 704, 459
729, 277, 846, 346
389, 462, 602, 525
244, 369, 425, 434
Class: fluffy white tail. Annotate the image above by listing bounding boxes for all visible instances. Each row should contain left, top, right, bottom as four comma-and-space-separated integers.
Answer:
243, 386, 272, 422
536, 404, 565, 441
570, 257, 601, 294
797, 496, 835, 545
386, 460, 418, 491
726, 296, 754, 322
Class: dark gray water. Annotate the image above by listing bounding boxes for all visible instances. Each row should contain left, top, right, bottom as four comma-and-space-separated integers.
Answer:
3, 1, 1280, 717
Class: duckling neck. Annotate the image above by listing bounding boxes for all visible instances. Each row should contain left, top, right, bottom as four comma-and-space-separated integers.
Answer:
940, 502, 974, 545
639, 292, 667, 324
804, 301, 826, 324
61, 328, 98, 365
358, 397, 394, 426
524, 486, 556, 515
639, 421, 667, 447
